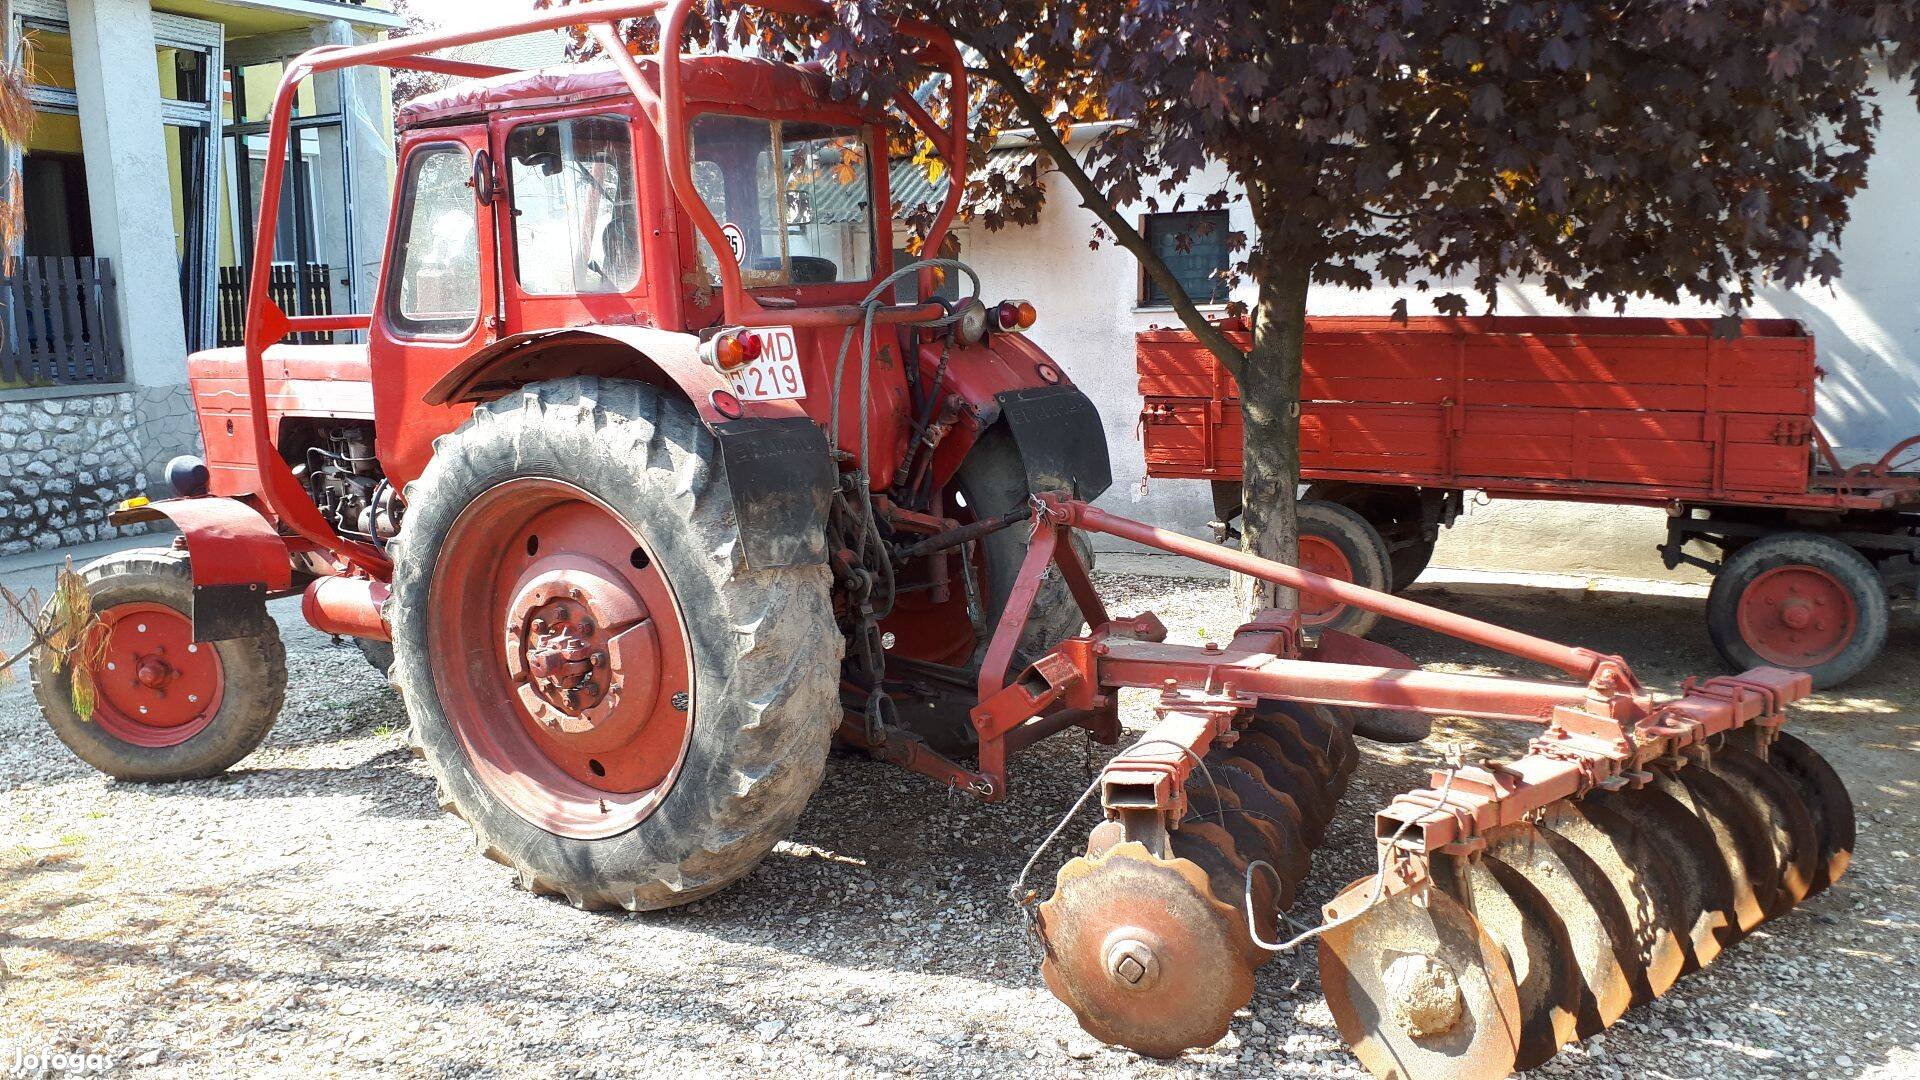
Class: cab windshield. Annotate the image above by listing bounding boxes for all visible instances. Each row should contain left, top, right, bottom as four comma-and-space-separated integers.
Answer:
690, 113, 876, 288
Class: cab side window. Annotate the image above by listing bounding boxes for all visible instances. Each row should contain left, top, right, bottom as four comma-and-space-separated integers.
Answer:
506, 116, 641, 295
388, 144, 481, 337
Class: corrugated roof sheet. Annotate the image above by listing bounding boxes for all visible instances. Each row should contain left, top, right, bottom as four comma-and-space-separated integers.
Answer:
805, 148, 1038, 224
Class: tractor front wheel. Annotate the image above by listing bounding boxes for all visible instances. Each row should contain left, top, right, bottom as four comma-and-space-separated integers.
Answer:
387, 378, 840, 910
31, 547, 286, 781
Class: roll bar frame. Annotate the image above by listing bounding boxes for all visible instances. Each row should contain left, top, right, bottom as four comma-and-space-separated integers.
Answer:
239, 0, 970, 572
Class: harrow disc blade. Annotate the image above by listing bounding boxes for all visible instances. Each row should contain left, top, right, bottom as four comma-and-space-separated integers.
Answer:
1706, 744, 1821, 913
1171, 821, 1276, 957
1220, 730, 1330, 832
1434, 852, 1582, 1069
1205, 763, 1310, 885
1482, 823, 1641, 1034
1534, 800, 1688, 1002
1595, 783, 1738, 970
1037, 842, 1255, 1058
1767, 731, 1855, 894
1319, 879, 1522, 1080
1186, 775, 1305, 904
1258, 701, 1353, 786
1235, 725, 1336, 844
1655, 766, 1778, 934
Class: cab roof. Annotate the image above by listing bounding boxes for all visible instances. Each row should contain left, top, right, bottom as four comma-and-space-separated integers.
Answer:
397, 55, 840, 129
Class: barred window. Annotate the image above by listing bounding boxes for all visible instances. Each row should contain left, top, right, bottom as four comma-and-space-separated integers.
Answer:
1141, 210, 1229, 307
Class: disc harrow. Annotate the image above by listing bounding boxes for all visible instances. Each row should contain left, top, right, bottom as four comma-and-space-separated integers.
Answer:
1037, 687, 1360, 1057
973, 496, 1854, 1079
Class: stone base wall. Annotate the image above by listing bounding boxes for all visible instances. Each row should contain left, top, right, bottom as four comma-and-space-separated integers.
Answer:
0, 389, 151, 557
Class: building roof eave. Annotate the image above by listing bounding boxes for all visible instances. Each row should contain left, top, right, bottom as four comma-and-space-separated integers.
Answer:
211, 0, 405, 31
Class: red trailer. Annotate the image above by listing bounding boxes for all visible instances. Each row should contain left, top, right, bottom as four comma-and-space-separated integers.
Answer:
1137, 316, 1920, 687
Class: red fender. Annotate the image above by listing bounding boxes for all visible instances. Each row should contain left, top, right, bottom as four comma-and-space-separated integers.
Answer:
111, 496, 294, 642
420, 324, 809, 426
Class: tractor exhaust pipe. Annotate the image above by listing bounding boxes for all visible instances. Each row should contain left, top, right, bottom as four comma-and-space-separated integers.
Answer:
302, 576, 391, 642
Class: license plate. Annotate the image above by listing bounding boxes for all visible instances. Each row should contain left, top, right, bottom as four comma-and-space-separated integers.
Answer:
727, 326, 807, 402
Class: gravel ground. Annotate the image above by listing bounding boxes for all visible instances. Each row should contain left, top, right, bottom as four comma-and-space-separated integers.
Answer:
2, 557, 1916, 1079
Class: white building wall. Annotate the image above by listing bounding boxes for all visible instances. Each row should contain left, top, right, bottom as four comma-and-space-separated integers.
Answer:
954, 70, 1920, 580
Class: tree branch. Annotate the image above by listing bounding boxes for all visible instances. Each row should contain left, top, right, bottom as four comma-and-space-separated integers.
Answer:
962, 38, 1247, 381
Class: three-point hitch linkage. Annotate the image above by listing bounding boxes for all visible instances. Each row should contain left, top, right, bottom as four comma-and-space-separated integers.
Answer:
969, 494, 1851, 1079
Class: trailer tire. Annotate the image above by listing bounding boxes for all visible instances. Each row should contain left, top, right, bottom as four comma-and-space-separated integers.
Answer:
1706, 532, 1887, 690
31, 547, 286, 782
388, 378, 841, 911
956, 424, 1095, 658
1303, 482, 1432, 592
1297, 500, 1392, 638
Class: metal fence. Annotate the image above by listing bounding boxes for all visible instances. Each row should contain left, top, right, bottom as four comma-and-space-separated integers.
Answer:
0, 256, 125, 387
217, 263, 336, 347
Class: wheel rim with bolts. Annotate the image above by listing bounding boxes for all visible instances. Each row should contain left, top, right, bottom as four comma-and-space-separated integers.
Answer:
87, 602, 224, 747
1296, 534, 1355, 625
428, 478, 694, 839
1735, 564, 1857, 668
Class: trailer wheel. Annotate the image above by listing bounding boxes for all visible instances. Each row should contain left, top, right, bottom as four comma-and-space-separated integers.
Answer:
1297, 500, 1391, 638
1706, 532, 1887, 689
388, 378, 841, 910
30, 547, 286, 781
1303, 482, 1433, 592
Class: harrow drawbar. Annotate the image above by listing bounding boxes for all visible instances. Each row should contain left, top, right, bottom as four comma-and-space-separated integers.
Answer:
983, 496, 1853, 1079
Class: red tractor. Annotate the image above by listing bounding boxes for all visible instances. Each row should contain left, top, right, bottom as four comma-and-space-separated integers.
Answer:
30, 5, 1856, 1078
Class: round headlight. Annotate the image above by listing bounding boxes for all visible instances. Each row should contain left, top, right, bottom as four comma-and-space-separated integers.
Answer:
954, 298, 989, 345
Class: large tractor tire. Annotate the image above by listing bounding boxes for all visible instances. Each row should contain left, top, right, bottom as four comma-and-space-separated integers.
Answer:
1706, 532, 1887, 690
388, 378, 841, 910
954, 425, 1096, 657
31, 547, 286, 781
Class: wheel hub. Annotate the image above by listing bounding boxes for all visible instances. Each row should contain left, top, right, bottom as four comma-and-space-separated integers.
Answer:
518, 596, 611, 715
503, 563, 661, 756
134, 655, 174, 690
1736, 565, 1857, 666
90, 604, 224, 748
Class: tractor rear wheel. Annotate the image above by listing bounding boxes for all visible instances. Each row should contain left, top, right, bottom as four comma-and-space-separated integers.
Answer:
388, 378, 840, 910
1706, 532, 1887, 689
955, 425, 1095, 657
31, 547, 286, 781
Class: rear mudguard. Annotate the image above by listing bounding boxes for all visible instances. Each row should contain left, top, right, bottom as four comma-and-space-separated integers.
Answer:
995, 385, 1113, 500
424, 325, 833, 571
917, 331, 1113, 501
108, 496, 293, 642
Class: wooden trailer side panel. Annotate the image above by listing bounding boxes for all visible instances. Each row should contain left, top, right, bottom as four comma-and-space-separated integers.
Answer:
1137, 317, 1818, 500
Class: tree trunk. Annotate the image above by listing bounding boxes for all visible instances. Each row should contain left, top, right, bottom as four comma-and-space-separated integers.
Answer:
1234, 257, 1310, 613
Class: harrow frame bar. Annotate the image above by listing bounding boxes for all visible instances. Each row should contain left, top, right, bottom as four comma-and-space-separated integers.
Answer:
956, 495, 1810, 894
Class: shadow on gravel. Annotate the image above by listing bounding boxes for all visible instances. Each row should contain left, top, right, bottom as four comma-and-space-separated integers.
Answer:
127, 749, 443, 820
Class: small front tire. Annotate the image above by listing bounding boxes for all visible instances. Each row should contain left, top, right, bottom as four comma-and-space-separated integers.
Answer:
30, 547, 286, 781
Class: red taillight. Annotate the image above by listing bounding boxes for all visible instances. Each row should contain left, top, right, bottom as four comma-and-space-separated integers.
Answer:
706, 330, 759, 372
996, 300, 1037, 332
